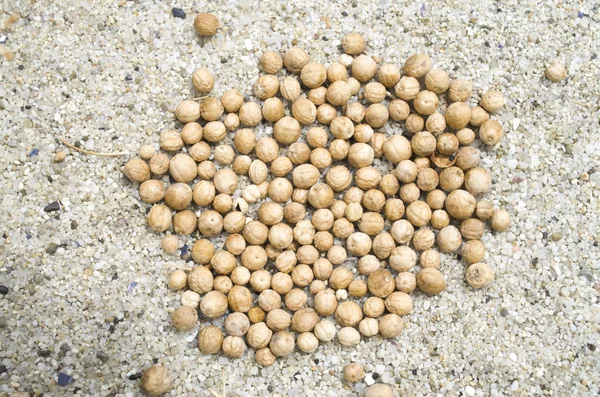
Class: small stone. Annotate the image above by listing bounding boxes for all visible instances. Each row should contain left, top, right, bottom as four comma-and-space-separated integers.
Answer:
43, 201, 61, 212
46, 243, 59, 254
551, 232, 562, 241
171, 8, 186, 19
53, 151, 67, 163
57, 373, 73, 386
587, 343, 596, 351
509, 352, 517, 361
0, 285, 8, 295
364, 374, 375, 386
97, 351, 109, 362
38, 349, 51, 357
465, 385, 475, 396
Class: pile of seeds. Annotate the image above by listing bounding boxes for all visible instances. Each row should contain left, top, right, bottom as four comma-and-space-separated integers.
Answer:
124, 24, 510, 369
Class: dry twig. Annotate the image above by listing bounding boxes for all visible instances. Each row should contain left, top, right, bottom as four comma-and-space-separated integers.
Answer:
208, 368, 227, 397
61, 137, 128, 157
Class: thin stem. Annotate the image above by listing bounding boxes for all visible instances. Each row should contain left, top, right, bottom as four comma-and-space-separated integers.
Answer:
209, 389, 222, 397
61, 138, 128, 157
222, 368, 226, 397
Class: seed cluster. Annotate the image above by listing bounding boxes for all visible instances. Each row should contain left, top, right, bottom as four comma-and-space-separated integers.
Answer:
124, 27, 510, 367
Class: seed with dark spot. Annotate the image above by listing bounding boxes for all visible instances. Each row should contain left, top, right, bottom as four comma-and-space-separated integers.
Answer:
172, 8, 186, 19
0, 285, 8, 295
43, 201, 61, 212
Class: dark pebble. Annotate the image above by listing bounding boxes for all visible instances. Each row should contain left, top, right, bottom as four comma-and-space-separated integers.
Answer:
71, 220, 78, 230
172, 7, 186, 19
29, 148, 39, 157
411, 368, 418, 375
97, 351, 109, 362
588, 343, 596, 351
128, 373, 142, 380
153, 357, 159, 364
372, 373, 380, 380
342, 11, 348, 16
125, 75, 132, 81
46, 243, 59, 255
0, 285, 8, 295
500, 308, 509, 317
60, 343, 71, 353
0, 365, 6, 374
18, 65, 24, 70
39, 349, 52, 357
221, 58, 227, 64
57, 372, 74, 386
43, 201, 61, 212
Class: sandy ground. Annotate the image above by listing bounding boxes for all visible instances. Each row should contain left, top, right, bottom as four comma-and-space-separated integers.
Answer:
1, 0, 599, 396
